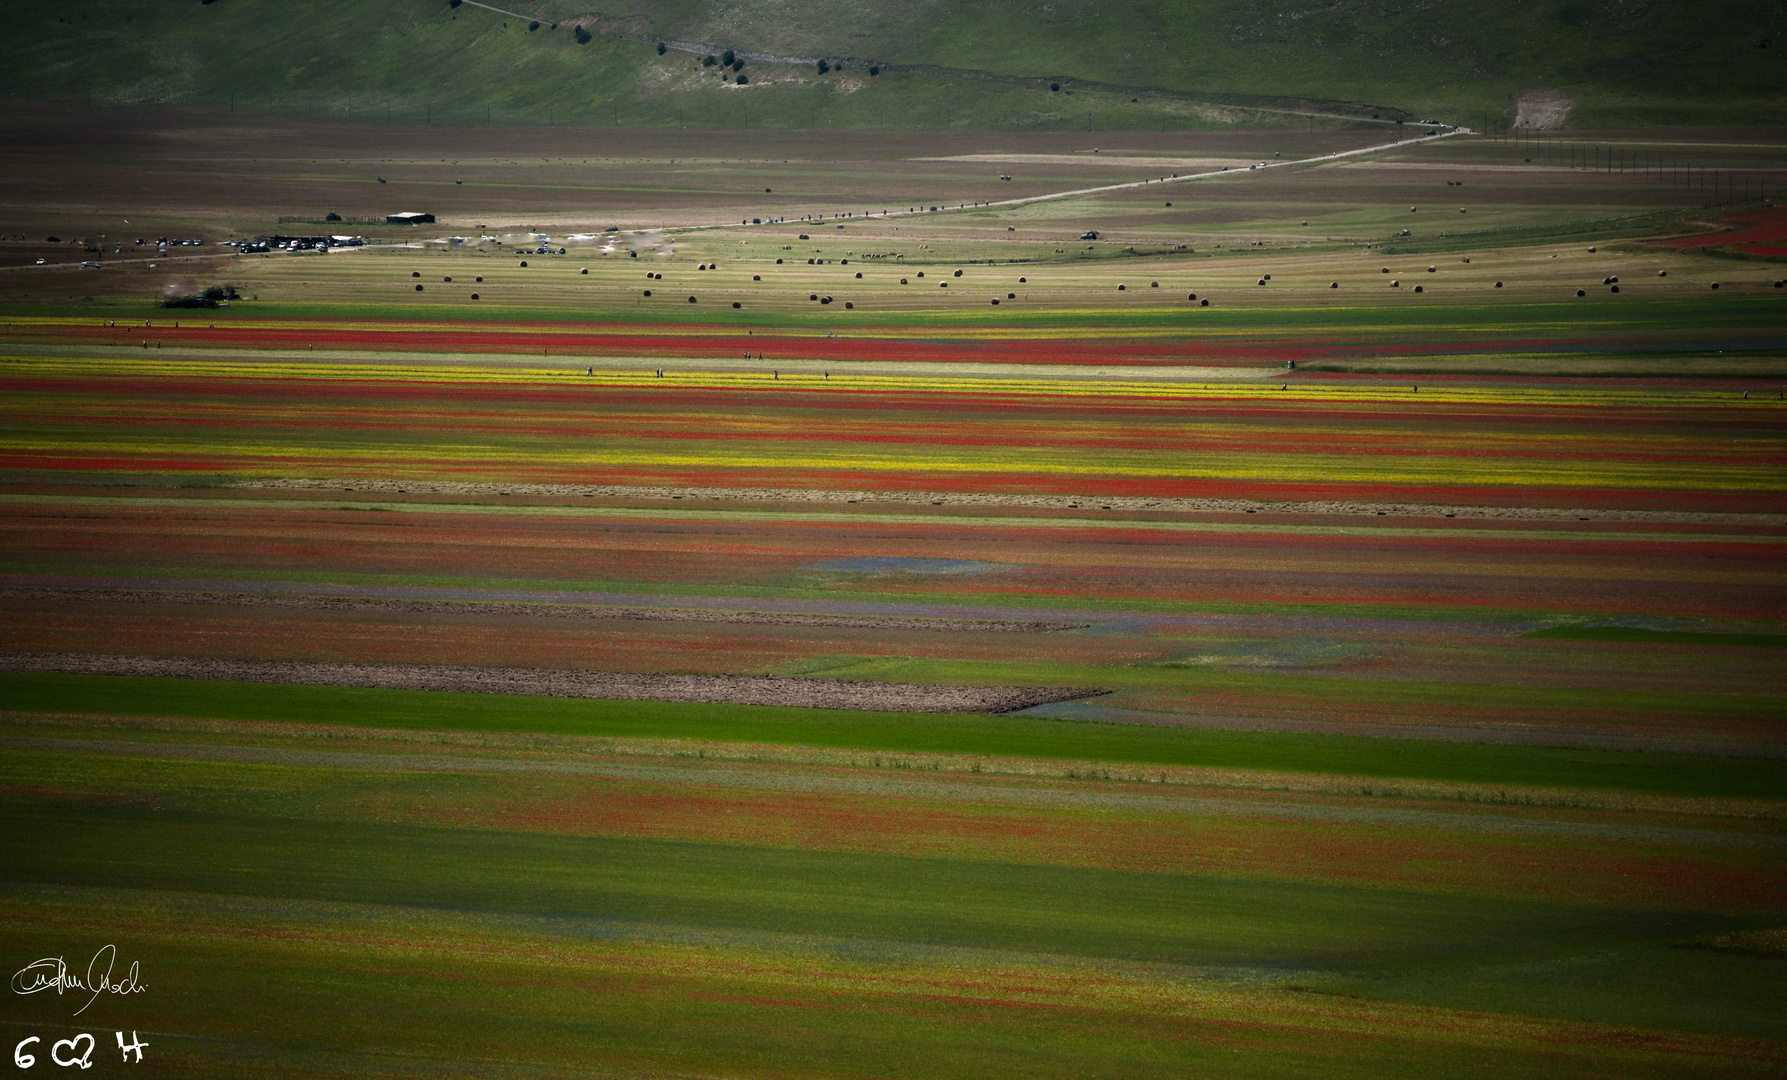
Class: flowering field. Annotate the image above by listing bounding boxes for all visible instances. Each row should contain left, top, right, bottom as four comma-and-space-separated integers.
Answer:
3, 356, 1781, 510
4, 122, 1787, 1075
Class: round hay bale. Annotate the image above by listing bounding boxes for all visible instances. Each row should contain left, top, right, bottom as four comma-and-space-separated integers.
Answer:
470, 293, 479, 300
732, 301, 741, 308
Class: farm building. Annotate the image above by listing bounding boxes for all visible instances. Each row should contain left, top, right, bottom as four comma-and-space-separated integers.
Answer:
386, 212, 435, 225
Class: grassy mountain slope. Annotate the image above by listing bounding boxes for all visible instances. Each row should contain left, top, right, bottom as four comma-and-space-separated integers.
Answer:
2, 0, 1783, 128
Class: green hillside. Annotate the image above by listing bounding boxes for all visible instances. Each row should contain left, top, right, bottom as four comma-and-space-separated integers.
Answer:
2, 0, 1783, 129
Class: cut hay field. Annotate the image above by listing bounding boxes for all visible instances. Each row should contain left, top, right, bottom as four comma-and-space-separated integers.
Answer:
1, 112, 1784, 1077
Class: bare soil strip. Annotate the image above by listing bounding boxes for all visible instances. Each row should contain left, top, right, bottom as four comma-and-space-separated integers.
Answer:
236, 478, 1786, 525
0, 654, 1102, 714
0, 587, 1084, 633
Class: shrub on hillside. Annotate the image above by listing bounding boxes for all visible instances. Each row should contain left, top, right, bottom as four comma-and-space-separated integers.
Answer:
723, 50, 735, 66
163, 285, 239, 309
528, 20, 539, 31
817, 59, 829, 74
703, 55, 716, 66
657, 42, 666, 54
574, 25, 591, 44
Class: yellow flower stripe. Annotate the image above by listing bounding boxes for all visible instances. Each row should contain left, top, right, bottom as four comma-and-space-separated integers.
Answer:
3, 354, 1782, 411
